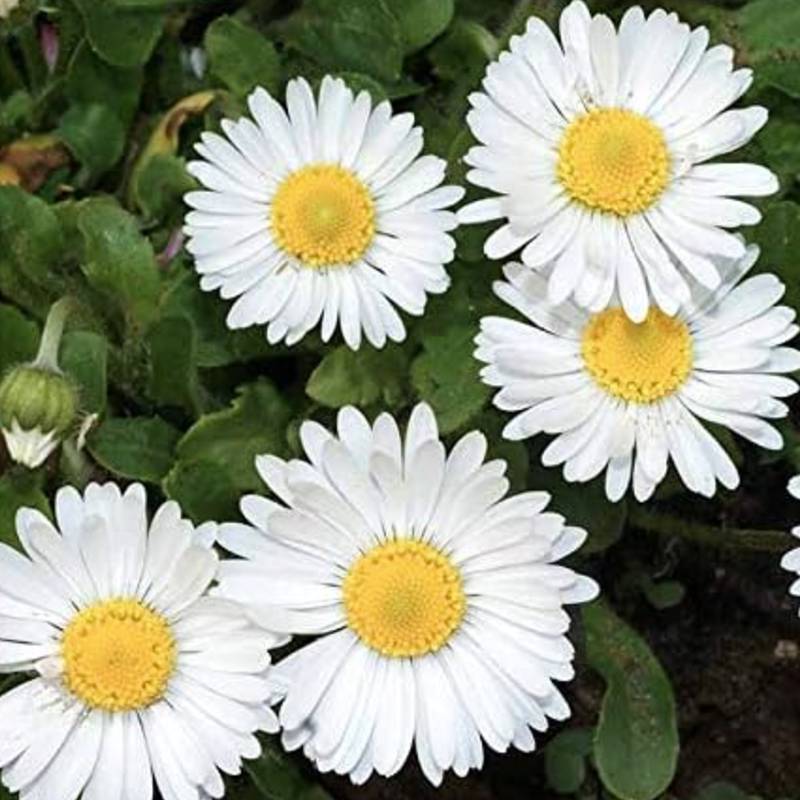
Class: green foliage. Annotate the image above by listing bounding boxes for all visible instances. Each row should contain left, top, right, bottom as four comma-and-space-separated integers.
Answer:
57, 103, 126, 183
76, 199, 161, 333
245, 740, 333, 800
584, 600, 680, 800
0, 304, 38, 373
0, 471, 50, 545
164, 381, 293, 520
0, 0, 798, 797
277, 0, 405, 83
306, 345, 408, 409
72, 0, 165, 68
544, 729, 594, 794
206, 16, 281, 96
88, 416, 180, 483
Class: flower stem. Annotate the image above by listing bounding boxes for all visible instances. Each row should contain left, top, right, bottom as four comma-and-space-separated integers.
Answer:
628, 506, 793, 554
33, 297, 74, 372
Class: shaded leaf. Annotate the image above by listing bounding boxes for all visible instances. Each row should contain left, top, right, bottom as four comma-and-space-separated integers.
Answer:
245, 740, 333, 800
57, 103, 126, 182
306, 345, 408, 409
0, 304, 38, 374
76, 199, 161, 332
88, 416, 180, 483
72, 0, 166, 68
206, 16, 281, 96
385, 0, 454, 53
146, 315, 202, 415
0, 472, 51, 548
0, 186, 64, 288
167, 381, 293, 513
544, 728, 594, 794
584, 600, 679, 800
61, 331, 108, 415
411, 324, 489, 434
163, 458, 239, 522
278, 0, 404, 83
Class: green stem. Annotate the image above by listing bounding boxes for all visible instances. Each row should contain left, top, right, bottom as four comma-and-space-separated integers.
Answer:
628, 506, 793, 554
32, 297, 74, 372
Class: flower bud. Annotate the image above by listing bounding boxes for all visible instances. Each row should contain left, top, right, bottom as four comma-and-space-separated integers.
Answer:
0, 365, 79, 468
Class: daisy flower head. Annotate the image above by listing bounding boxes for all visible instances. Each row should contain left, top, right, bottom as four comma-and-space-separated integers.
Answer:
183, 76, 464, 350
781, 476, 800, 611
475, 247, 800, 503
215, 403, 599, 786
0, 482, 286, 800
458, 0, 778, 322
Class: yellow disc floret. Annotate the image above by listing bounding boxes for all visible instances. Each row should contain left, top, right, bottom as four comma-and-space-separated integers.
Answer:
270, 163, 376, 267
61, 598, 176, 712
343, 539, 466, 658
557, 108, 670, 217
582, 307, 693, 404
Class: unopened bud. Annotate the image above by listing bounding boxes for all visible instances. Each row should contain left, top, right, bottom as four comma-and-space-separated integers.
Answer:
0, 366, 78, 468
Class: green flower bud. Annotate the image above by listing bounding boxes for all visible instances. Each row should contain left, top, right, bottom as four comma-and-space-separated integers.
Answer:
0, 297, 78, 468
0, 365, 78, 434
0, 365, 79, 469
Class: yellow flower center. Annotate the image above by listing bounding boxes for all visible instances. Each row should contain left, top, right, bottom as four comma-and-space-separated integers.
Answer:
270, 163, 376, 267
581, 307, 693, 404
61, 599, 176, 712
557, 108, 670, 217
343, 539, 466, 658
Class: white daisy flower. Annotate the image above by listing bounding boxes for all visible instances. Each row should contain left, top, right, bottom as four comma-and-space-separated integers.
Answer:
781, 477, 800, 610
458, 0, 778, 322
475, 248, 800, 503
214, 403, 599, 786
0, 482, 286, 800
183, 76, 464, 350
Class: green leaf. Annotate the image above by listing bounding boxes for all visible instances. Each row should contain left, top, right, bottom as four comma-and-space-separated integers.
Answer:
430, 18, 497, 81
544, 728, 594, 794
65, 40, 143, 129
133, 154, 195, 223
60, 331, 108, 414
693, 782, 758, 800
738, 0, 800, 61
0, 187, 65, 288
206, 16, 281, 96
146, 316, 202, 415
0, 304, 38, 374
641, 579, 686, 611
160, 271, 273, 368
411, 323, 489, 435
71, 0, 166, 68
0, 472, 51, 547
757, 59, 800, 98
245, 740, 333, 800
57, 103, 126, 182
751, 201, 800, 313
306, 345, 408, 409
278, 0, 404, 83
88, 416, 180, 483
584, 600, 679, 800
163, 459, 240, 522
165, 381, 293, 516
385, 0, 454, 53
755, 118, 800, 185
76, 199, 161, 333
